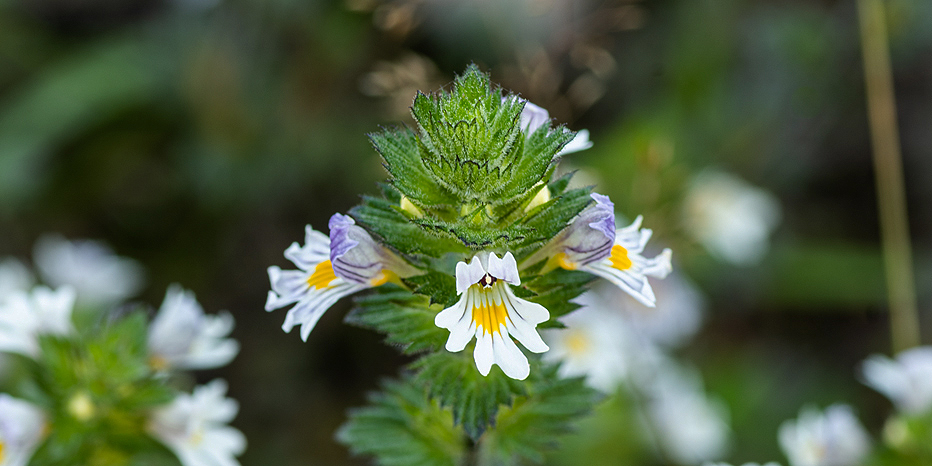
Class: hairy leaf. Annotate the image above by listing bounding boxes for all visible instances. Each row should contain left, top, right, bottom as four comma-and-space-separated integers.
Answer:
412, 351, 526, 440
337, 377, 466, 466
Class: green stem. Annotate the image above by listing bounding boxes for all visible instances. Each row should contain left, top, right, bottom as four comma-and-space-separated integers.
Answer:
857, 0, 920, 352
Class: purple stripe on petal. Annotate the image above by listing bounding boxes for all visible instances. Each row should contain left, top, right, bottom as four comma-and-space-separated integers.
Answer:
328, 214, 360, 264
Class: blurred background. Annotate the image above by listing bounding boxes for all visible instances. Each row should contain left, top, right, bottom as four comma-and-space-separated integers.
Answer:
1, 0, 930, 464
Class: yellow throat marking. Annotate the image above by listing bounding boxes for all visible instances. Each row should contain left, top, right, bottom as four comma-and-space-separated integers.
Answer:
307, 260, 338, 289
471, 288, 508, 336
0, 440, 5, 463
609, 245, 632, 270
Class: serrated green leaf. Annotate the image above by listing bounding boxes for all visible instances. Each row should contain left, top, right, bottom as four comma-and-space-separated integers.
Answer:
412, 351, 526, 440
403, 270, 459, 308
350, 196, 471, 258
345, 285, 448, 355
413, 215, 535, 251
523, 269, 594, 327
372, 127, 460, 207
480, 364, 599, 464
514, 187, 594, 257
337, 376, 467, 466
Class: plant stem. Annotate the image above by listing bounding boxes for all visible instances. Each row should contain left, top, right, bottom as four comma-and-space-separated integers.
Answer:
857, 0, 920, 352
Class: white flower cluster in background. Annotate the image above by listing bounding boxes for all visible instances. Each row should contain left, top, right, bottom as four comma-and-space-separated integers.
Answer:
683, 170, 781, 266
33, 234, 145, 309
0, 235, 245, 466
541, 244, 726, 465
861, 346, 932, 416
778, 404, 870, 466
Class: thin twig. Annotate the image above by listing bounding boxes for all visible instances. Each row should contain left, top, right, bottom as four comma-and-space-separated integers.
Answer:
857, 0, 920, 352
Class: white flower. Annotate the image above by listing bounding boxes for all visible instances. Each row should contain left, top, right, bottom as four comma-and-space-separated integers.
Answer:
149, 380, 246, 466
434, 252, 549, 380
861, 346, 932, 415
529, 193, 672, 307
778, 404, 870, 466
0, 394, 46, 466
0, 286, 75, 357
517, 99, 592, 155
644, 363, 730, 465
541, 291, 644, 392
148, 285, 239, 371
266, 214, 416, 341
683, 170, 781, 266
33, 235, 144, 308
0, 259, 34, 303
590, 271, 703, 349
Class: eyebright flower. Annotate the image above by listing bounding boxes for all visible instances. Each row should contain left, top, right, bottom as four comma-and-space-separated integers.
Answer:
0, 394, 46, 466
266, 214, 418, 341
148, 285, 239, 371
0, 286, 75, 358
149, 380, 246, 466
683, 170, 781, 266
0, 258, 34, 303
861, 346, 932, 415
33, 234, 144, 308
778, 404, 870, 466
518, 100, 592, 155
644, 362, 731, 465
541, 292, 638, 392
528, 193, 672, 307
434, 252, 549, 380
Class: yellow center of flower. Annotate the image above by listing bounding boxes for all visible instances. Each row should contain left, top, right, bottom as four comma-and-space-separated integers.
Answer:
609, 245, 632, 270
564, 329, 591, 356
471, 287, 508, 336
307, 260, 338, 289
149, 355, 170, 372
369, 270, 398, 287
554, 252, 577, 270
0, 440, 5, 463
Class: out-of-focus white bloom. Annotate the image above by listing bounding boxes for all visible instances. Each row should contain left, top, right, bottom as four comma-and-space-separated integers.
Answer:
33, 235, 144, 308
148, 285, 239, 371
592, 271, 703, 349
0, 286, 75, 357
778, 404, 870, 466
516, 99, 592, 155
150, 380, 246, 466
683, 170, 781, 266
645, 363, 730, 465
541, 292, 640, 392
0, 394, 46, 466
435, 252, 549, 380
862, 346, 932, 415
0, 259, 34, 302
266, 215, 417, 341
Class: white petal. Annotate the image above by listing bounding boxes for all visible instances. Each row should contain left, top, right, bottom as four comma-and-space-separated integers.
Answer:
584, 261, 657, 307
558, 129, 593, 155
265, 267, 310, 310
497, 287, 549, 353
487, 252, 520, 285
436, 293, 477, 353
473, 331, 494, 376
455, 256, 486, 294
281, 281, 365, 341
492, 329, 530, 380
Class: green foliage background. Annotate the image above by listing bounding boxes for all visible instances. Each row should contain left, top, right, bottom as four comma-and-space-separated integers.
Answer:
1, 0, 932, 464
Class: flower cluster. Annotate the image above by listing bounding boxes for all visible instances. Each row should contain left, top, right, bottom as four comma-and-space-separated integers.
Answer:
266, 143, 672, 383
0, 237, 244, 466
